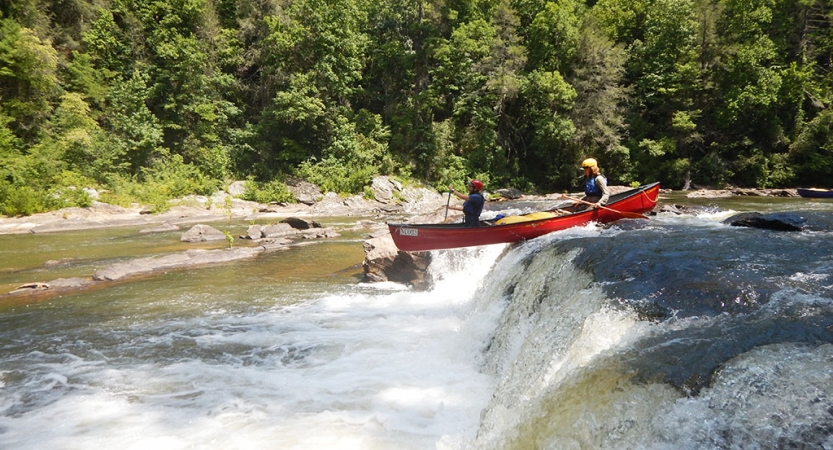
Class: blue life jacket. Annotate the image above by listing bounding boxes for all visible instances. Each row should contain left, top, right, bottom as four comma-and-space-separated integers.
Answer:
585, 175, 606, 196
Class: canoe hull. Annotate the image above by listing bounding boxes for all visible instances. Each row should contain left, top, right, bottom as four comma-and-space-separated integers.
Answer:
389, 182, 661, 252
797, 188, 833, 198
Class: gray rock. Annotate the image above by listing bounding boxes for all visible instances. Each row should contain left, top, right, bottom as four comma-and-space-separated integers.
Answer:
49, 277, 93, 288
287, 180, 322, 205
371, 176, 395, 203
399, 186, 446, 215
281, 217, 318, 229
93, 248, 263, 281
181, 224, 227, 242
261, 223, 295, 238
246, 224, 263, 239
227, 181, 247, 197
495, 188, 524, 200
362, 233, 433, 290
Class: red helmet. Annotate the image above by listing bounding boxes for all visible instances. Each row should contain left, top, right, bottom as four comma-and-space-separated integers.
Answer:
469, 179, 484, 192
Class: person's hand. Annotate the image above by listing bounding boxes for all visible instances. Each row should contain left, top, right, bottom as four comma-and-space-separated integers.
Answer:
448, 184, 454, 191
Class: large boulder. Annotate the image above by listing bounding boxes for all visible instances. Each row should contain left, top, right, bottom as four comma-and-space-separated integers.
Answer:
261, 223, 296, 238
370, 176, 396, 203
723, 212, 806, 231
399, 186, 446, 215
362, 233, 433, 290
495, 188, 524, 200
286, 179, 322, 205
281, 217, 320, 229
181, 224, 227, 242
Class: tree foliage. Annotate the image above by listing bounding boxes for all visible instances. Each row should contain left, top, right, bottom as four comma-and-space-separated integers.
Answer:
2, 0, 833, 215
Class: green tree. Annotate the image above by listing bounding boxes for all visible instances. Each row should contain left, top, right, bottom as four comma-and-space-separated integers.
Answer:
517, 69, 576, 189
568, 16, 631, 184
0, 18, 59, 141
430, 0, 527, 186
789, 108, 833, 185
105, 68, 165, 175
526, 0, 584, 73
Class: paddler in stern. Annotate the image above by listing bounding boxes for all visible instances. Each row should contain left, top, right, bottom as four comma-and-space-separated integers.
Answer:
573, 158, 610, 211
448, 179, 485, 227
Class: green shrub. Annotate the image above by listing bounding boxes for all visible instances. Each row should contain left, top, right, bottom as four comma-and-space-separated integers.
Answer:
296, 156, 375, 194
242, 178, 296, 204
0, 183, 46, 216
142, 154, 219, 197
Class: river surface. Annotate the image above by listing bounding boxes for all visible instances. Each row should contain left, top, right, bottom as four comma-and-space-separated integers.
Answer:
1, 193, 833, 449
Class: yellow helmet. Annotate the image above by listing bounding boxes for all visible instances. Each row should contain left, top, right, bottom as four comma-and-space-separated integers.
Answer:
581, 158, 598, 168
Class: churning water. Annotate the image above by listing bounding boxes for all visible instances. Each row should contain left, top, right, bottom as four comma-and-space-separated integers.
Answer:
2, 198, 833, 449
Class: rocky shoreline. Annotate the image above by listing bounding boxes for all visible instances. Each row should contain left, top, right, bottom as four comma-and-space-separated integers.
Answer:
0, 178, 803, 299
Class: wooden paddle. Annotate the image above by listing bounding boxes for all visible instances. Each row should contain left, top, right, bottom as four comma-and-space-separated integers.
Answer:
561, 194, 649, 219
444, 190, 452, 222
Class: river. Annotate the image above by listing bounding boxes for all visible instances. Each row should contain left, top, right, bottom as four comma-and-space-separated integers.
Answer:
1, 193, 832, 449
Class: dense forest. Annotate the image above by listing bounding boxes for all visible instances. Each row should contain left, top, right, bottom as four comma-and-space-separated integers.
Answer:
1, 0, 832, 215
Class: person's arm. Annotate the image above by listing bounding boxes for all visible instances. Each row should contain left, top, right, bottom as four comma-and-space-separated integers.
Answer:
448, 184, 470, 201
596, 176, 610, 205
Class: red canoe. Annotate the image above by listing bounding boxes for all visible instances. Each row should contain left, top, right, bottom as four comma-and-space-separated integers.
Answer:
388, 182, 661, 252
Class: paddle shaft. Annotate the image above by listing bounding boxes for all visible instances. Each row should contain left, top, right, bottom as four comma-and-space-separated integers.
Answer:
444, 190, 452, 221
561, 194, 648, 219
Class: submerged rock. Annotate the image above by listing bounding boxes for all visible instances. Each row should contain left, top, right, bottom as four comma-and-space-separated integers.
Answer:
723, 212, 806, 231
93, 248, 264, 281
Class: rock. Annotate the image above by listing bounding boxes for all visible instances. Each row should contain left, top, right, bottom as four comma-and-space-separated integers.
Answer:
399, 186, 446, 215
259, 239, 293, 252
181, 224, 227, 242
299, 228, 340, 239
48, 277, 93, 289
343, 196, 378, 212
495, 188, 524, 200
261, 223, 295, 238
82, 187, 99, 200
93, 248, 263, 281
362, 233, 433, 290
371, 176, 396, 203
281, 217, 319, 229
6, 278, 94, 296
658, 204, 717, 215
686, 189, 735, 199
246, 224, 264, 239
687, 188, 799, 198
723, 212, 806, 231
227, 181, 247, 197
9, 282, 50, 295
286, 179, 322, 205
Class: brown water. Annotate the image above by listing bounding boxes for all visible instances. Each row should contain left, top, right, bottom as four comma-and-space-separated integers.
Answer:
0, 218, 367, 303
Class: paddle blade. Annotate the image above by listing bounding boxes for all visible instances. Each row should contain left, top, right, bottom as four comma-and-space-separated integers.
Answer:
619, 211, 649, 220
